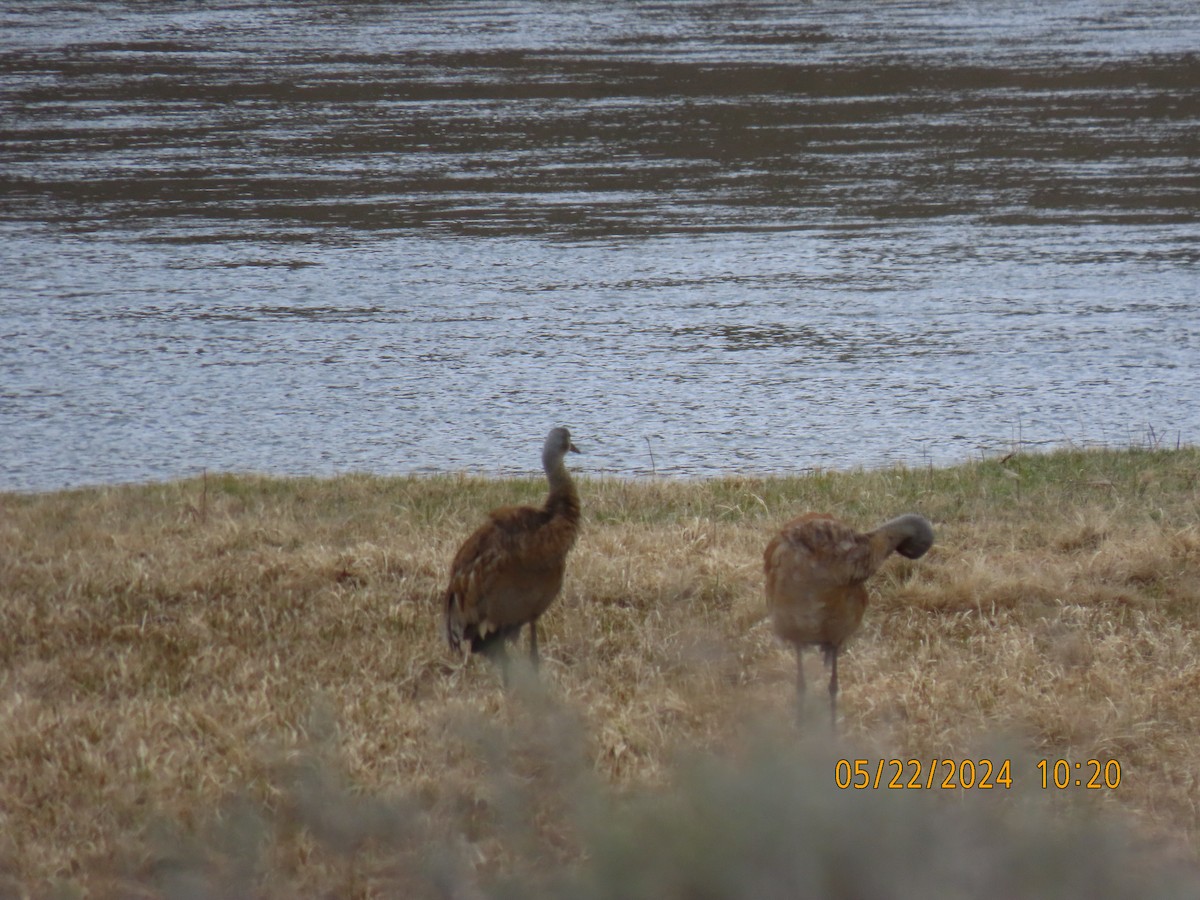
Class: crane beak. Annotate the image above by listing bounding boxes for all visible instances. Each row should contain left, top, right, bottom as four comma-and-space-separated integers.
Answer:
568, 442, 581, 454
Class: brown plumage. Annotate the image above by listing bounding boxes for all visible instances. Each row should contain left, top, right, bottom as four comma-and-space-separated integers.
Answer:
764, 512, 934, 729
444, 426, 582, 682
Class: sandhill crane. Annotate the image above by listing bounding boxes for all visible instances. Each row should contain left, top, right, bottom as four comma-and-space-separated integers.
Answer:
764, 512, 934, 729
443, 427, 582, 684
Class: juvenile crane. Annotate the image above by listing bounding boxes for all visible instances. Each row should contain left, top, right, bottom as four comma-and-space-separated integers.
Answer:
764, 512, 934, 729
443, 427, 582, 683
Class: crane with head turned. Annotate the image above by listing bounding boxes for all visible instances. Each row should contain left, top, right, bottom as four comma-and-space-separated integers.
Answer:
764, 512, 934, 730
443, 427, 582, 684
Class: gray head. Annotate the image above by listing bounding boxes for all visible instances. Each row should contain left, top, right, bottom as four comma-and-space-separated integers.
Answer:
542, 426, 581, 468
888, 513, 935, 559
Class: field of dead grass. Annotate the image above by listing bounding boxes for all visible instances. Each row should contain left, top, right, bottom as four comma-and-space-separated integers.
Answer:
2, 447, 1200, 897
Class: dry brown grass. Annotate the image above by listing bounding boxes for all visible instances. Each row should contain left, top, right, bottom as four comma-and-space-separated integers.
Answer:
2, 448, 1200, 897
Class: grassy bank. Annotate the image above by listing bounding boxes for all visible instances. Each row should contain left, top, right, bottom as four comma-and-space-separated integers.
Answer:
2, 447, 1200, 897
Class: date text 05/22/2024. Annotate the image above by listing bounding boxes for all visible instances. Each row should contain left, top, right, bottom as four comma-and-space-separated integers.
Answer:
834, 759, 1123, 791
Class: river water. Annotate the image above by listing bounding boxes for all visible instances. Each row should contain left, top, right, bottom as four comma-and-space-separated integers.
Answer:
2, 1, 1197, 491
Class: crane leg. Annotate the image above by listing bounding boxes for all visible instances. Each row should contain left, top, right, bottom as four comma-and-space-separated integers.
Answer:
794, 646, 807, 724
495, 641, 511, 688
826, 646, 839, 733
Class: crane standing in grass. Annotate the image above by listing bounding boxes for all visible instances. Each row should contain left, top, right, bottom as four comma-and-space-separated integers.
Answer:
444, 427, 582, 684
764, 512, 934, 729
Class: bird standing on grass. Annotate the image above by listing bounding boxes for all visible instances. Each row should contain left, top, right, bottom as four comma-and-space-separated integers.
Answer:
764, 512, 934, 730
444, 427, 582, 684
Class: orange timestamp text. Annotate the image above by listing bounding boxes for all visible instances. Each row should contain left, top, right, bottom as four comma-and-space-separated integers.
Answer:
834, 758, 1123, 790
1037, 758, 1122, 789
834, 758, 1012, 790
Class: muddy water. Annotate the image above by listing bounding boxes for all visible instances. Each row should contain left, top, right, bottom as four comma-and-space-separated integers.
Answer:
2, 2, 1197, 490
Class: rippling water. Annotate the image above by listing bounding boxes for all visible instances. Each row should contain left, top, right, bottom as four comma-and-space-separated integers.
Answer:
2, 1, 1197, 491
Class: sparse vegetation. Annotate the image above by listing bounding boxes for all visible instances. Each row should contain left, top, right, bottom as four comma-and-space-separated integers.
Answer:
2, 447, 1200, 897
